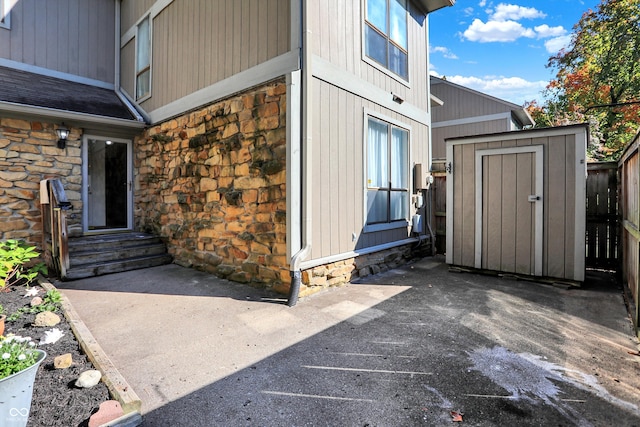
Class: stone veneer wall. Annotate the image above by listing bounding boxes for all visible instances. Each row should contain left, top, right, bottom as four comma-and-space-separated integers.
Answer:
0, 118, 82, 248
135, 79, 288, 290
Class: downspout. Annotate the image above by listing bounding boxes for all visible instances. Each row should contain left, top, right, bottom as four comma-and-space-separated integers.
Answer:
287, 0, 312, 307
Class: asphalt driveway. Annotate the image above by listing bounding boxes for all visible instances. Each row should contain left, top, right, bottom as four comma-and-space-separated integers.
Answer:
56, 255, 640, 426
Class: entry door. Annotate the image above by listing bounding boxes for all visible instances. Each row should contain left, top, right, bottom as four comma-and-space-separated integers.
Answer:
83, 137, 132, 232
475, 146, 543, 276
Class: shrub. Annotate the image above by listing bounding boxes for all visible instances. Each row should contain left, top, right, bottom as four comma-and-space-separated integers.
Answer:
0, 240, 48, 290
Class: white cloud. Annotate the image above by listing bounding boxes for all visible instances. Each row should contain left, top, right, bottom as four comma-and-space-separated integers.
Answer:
430, 46, 459, 59
479, 0, 487, 7
534, 24, 567, 38
463, 18, 536, 42
490, 4, 546, 21
544, 34, 572, 53
433, 74, 548, 104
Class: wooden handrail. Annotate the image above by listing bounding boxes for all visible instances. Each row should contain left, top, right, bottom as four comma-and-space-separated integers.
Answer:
39, 179, 72, 279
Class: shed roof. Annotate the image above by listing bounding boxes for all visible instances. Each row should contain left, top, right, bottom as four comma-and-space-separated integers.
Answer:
0, 65, 139, 121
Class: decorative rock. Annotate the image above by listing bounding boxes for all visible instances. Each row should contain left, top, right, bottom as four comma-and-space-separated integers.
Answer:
88, 400, 124, 427
54, 353, 73, 369
33, 311, 61, 327
75, 370, 102, 388
30, 296, 43, 307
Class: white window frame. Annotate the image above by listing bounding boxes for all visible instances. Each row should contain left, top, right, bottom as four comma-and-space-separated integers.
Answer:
0, 0, 11, 30
362, 0, 410, 86
363, 109, 412, 233
135, 15, 152, 102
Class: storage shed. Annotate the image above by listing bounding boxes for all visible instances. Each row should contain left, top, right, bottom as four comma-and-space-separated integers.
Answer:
445, 124, 588, 283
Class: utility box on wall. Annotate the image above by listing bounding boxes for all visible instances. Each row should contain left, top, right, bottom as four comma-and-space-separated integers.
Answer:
445, 124, 588, 283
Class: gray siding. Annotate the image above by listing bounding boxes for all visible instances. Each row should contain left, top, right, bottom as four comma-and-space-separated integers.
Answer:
431, 80, 516, 122
0, 0, 115, 83
447, 127, 587, 281
120, 0, 291, 111
432, 119, 507, 160
310, 0, 429, 112
310, 78, 430, 260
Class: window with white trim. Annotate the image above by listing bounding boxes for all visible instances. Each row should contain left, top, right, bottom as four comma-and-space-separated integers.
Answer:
0, 0, 11, 30
364, 0, 408, 80
366, 116, 409, 225
135, 15, 151, 100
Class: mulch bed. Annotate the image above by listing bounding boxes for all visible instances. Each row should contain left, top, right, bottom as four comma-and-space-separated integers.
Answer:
1, 283, 111, 427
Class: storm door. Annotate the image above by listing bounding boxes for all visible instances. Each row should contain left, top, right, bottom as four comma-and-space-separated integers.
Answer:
474, 146, 543, 276
83, 136, 132, 232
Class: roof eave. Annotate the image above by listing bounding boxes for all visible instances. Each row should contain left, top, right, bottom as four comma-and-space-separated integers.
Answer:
419, 0, 455, 13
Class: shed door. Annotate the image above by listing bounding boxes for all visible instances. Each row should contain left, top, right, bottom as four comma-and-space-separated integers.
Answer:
475, 146, 543, 276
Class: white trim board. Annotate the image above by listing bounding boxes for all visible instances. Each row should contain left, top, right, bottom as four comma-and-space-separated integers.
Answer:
474, 145, 544, 276
121, 0, 173, 46
432, 112, 512, 128
313, 55, 429, 126
145, 50, 300, 124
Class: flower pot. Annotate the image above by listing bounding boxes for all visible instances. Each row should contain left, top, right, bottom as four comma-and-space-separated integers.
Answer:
0, 315, 5, 336
0, 349, 46, 427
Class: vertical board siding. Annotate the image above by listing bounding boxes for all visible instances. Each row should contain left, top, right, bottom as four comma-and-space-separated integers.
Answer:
448, 127, 586, 282
310, 78, 429, 260
0, 0, 115, 82
619, 133, 639, 335
431, 82, 513, 122
585, 163, 619, 269
130, 0, 291, 112
432, 119, 509, 160
311, 0, 428, 111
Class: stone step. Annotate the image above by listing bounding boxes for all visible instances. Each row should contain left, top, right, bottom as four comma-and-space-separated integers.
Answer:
63, 232, 172, 280
64, 254, 174, 280
69, 242, 168, 268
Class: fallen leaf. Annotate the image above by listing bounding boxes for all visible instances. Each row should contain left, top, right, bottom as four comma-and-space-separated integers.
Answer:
451, 410, 463, 422
627, 350, 640, 356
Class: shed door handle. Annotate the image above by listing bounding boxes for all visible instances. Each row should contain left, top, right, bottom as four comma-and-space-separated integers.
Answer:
528, 195, 540, 202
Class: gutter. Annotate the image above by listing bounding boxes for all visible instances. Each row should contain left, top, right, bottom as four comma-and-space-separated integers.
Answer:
287, 0, 312, 307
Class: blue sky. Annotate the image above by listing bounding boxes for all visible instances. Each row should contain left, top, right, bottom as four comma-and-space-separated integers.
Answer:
428, 0, 601, 106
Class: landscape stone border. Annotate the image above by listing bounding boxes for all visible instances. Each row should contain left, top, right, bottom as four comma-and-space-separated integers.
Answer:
38, 277, 142, 425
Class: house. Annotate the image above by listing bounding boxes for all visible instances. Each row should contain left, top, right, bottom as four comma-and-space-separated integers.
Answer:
428, 75, 534, 252
0, 0, 454, 301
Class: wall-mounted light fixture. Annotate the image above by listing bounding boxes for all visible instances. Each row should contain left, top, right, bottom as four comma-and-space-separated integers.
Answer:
56, 124, 69, 149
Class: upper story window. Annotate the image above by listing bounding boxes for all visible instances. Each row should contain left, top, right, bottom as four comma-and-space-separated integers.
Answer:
0, 0, 11, 30
364, 0, 408, 80
366, 116, 409, 226
136, 16, 151, 100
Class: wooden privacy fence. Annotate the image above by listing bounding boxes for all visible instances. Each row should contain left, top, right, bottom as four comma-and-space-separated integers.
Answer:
586, 162, 619, 269
618, 130, 640, 338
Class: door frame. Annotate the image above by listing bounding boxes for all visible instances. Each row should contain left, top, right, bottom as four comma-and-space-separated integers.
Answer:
474, 145, 544, 276
81, 134, 133, 234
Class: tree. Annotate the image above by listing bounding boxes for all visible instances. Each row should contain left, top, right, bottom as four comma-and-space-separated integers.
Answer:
541, 0, 640, 159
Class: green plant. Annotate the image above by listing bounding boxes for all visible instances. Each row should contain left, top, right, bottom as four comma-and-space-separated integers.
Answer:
7, 290, 62, 322
0, 240, 48, 290
0, 334, 39, 380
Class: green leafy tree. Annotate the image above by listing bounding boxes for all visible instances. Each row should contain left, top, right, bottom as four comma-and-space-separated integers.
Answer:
542, 0, 640, 159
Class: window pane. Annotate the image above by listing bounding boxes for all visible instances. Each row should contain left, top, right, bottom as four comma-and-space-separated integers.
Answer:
367, 118, 389, 188
390, 0, 407, 49
137, 17, 150, 71
390, 190, 408, 221
389, 45, 408, 79
136, 69, 150, 99
367, 189, 388, 223
365, 25, 388, 67
391, 127, 408, 188
366, 0, 387, 34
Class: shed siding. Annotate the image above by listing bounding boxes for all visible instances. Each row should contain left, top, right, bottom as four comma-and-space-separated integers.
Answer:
310, 78, 430, 261
310, 0, 429, 112
120, 0, 291, 112
447, 127, 586, 282
432, 119, 507, 160
0, 0, 115, 83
